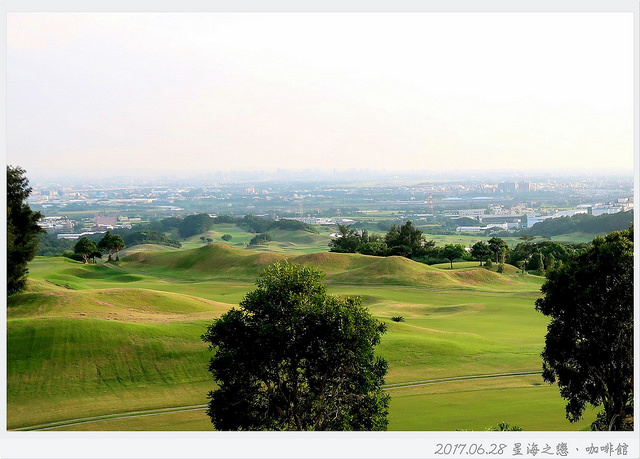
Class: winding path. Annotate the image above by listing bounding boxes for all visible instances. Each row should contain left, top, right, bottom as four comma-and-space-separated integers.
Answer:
11, 370, 541, 431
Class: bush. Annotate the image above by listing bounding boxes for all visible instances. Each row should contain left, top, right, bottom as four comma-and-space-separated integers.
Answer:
484, 259, 493, 269
221, 234, 233, 241
390, 316, 405, 323
249, 232, 272, 246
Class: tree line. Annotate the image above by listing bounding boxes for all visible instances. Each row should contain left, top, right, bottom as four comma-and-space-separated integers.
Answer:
329, 221, 589, 273
525, 210, 633, 237
154, 213, 316, 239
71, 231, 126, 263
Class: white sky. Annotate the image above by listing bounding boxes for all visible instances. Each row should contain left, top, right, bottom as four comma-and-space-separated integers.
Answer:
6, 12, 635, 176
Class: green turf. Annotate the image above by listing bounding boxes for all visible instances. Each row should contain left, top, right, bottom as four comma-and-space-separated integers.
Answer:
7, 244, 595, 431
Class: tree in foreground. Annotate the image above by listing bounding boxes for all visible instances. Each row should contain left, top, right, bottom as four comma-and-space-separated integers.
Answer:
202, 262, 390, 430
535, 226, 633, 431
7, 166, 44, 294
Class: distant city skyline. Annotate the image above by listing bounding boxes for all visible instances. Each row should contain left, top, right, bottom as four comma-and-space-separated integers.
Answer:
7, 12, 635, 178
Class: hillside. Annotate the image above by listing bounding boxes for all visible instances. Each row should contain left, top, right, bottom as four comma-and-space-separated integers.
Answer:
526, 210, 633, 237
122, 243, 537, 291
7, 286, 232, 322
7, 246, 592, 432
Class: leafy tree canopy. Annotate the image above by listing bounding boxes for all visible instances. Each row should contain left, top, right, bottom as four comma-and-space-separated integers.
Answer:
74, 237, 99, 264
178, 213, 215, 238
535, 226, 633, 431
7, 166, 44, 294
329, 224, 361, 253
384, 221, 431, 259
122, 230, 181, 249
470, 241, 491, 266
440, 244, 466, 269
526, 210, 633, 237
98, 231, 126, 261
488, 237, 509, 263
202, 262, 390, 431
249, 232, 272, 246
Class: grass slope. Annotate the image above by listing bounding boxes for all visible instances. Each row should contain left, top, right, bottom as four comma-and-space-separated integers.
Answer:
7, 285, 231, 429
8, 248, 597, 431
122, 243, 540, 292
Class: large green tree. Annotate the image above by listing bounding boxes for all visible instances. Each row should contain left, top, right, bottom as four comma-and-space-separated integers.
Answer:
74, 236, 99, 264
470, 241, 491, 266
440, 244, 466, 269
488, 237, 508, 264
384, 220, 433, 259
7, 166, 44, 294
202, 262, 390, 431
329, 224, 361, 253
535, 227, 633, 431
98, 231, 126, 261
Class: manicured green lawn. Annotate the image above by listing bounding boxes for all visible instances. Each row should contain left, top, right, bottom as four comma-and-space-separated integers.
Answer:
7, 243, 592, 431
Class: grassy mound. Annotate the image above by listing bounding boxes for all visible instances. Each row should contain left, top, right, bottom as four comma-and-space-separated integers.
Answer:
7, 287, 232, 322
122, 244, 539, 290
124, 243, 285, 279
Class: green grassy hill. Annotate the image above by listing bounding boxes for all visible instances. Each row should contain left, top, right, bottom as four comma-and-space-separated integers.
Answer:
7, 283, 234, 429
7, 247, 598, 431
122, 243, 538, 292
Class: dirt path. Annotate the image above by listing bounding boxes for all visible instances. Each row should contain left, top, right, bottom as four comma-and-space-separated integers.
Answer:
12, 370, 541, 431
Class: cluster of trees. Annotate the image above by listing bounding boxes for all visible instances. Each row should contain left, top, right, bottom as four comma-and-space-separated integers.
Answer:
147, 213, 316, 239
73, 231, 126, 263
37, 232, 76, 256
330, 222, 599, 275
249, 232, 272, 246
123, 230, 182, 249
329, 222, 509, 269
505, 239, 584, 274
330, 221, 436, 259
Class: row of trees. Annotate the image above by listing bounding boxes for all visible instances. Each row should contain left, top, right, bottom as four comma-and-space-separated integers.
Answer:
329, 222, 507, 269
330, 221, 590, 273
329, 221, 435, 259
171, 214, 315, 238
525, 210, 633, 237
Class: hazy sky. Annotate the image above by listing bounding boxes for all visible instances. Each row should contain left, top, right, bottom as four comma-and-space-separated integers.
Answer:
7, 12, 635, 177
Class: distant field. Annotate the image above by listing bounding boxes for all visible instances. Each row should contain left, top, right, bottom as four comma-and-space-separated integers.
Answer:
7, 240, 597, 431
548, 232, 603, 244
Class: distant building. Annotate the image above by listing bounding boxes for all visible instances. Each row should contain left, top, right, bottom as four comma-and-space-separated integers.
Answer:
482, 215, 524, 226
95, 215, 117, 228
57, 231, 106, 240
591, 205, 623, 217
500, 182, 517, 193
552, 209, 588, 219
40, 216, 74, 232
526, 215, 550, 228
456, 223, 508, 233
517, 181, 531, 192
282, 217, 355, 226
454, 209, 486, 218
